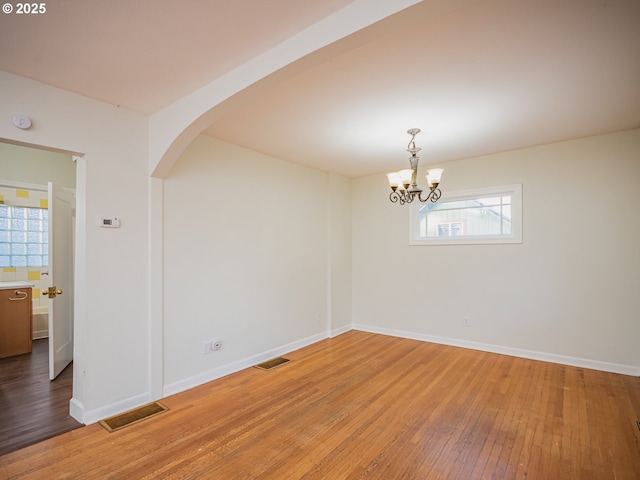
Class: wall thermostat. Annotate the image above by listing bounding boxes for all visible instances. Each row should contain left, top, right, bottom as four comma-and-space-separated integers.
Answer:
99, 217, 120, 228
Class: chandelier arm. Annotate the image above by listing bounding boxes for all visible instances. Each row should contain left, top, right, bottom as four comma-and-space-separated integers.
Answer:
417, 187, 442, 203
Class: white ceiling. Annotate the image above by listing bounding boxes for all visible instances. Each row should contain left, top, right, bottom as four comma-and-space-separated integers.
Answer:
1, 0, 639, 177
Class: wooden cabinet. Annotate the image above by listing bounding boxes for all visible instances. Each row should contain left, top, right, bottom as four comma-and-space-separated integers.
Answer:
0, 287, 32, 358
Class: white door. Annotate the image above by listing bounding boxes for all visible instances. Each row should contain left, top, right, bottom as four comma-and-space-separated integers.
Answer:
48, 183, 74, 380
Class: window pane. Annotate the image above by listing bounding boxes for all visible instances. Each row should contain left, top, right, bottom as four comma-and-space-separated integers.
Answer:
27, 255, 43, 267
11, 231, 27, 243
451, 222, 463, 236
12, 256, 27, 267
27, 231, 42, 243
12, 243, 27, 255
437, 224, 449, 236
476, 196, 502, 206
27, 244, 43, 255
502, 205, 512, 234
12, 207, 26, 218
28, 220, 42, 231
1, 205, 48, 267
423, 198, 512, 237
411, 184, 522, 245
11, 219, 26, 230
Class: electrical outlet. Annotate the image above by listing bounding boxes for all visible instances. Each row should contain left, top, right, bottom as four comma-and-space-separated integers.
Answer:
463, 316, 470, 327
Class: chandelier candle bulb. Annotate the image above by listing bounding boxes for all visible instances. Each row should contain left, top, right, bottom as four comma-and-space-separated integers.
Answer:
399, 169, 413, 189
387, 172, 400, 189
388, 128, 444, 205
426, 168, 443, 187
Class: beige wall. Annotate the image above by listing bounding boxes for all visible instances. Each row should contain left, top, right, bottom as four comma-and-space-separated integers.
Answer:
162, 135, 352, 389
352, 129, 640, 371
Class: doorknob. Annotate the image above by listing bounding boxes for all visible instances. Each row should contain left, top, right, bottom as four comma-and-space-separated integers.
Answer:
42, 286, 63, 298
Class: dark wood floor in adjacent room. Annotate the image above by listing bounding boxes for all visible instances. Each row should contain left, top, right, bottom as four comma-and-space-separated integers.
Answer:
1, 331, 639, 479
0, 339, 82, 457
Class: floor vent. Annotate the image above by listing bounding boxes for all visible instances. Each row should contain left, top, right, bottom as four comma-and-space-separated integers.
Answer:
99, 402, 169, 433
254, 357, 290, 371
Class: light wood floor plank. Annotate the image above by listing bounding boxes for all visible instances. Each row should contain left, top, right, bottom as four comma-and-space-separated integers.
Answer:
1, 331, 639, 479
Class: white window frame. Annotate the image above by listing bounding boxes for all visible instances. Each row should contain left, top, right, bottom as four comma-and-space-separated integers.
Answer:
409, 184, 522, 245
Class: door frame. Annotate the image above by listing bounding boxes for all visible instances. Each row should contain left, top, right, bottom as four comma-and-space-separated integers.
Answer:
0, 141, 85, 424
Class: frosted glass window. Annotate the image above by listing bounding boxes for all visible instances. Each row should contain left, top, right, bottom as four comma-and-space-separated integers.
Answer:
0, 205, 49, 267
12, 231, 27, 243
12, 243, 27, 255
410, 184, 522, 245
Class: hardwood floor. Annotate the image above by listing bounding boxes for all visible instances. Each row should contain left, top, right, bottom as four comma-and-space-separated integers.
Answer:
1, 331, 639, 479
0, 339, 82, 457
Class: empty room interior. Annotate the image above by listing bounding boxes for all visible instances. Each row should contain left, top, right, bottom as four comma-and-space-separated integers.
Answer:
0, 0, 639, 478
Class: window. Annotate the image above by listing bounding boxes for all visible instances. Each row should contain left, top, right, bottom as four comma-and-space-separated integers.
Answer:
0, 205, 49, 267
410, 184, 522, 245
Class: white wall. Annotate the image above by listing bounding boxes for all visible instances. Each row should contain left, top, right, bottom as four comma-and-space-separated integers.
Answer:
0, 71, 150, 421
162, 135, 351, 390
328, 173, 352, 334
352, 129, 640, 372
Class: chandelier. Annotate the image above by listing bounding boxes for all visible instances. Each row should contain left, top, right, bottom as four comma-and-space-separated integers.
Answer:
387, 128, 443, 205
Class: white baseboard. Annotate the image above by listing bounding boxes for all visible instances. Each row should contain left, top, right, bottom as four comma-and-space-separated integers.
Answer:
163, 331, 328, 398
330, 324, 351, 338
69, 397, 85, 424
81, 392, 152, 426
32, 330, 48, 340
352, 324, 640, 377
